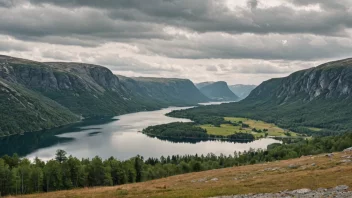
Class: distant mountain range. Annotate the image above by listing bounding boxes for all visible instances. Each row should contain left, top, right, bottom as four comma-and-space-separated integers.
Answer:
0, 55, 209, 136
196, 81, 239, 101
170, 58, 352, 135
228, 84, 256, 99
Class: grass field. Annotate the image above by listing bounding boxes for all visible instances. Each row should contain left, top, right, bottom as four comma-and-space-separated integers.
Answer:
307, 127, 323, 132
18, 152, 352, 198
200, 117, 298, 138
200, 124, 252, 136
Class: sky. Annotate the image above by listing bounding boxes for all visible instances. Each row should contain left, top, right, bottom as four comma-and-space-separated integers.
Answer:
1, 0, 352, 85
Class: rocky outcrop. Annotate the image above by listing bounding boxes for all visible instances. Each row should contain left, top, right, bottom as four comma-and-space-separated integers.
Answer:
247, 58, 352, 104
212, 185, 351, 198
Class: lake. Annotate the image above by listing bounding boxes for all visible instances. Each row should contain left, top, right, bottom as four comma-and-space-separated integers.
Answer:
0, 104, 280, 161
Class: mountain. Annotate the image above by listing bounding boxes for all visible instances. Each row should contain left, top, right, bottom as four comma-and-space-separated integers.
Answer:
229, 84, 256, 99
195, 82, 213, 89
170, 58, 352, 134
0, 55, 210, 136
246, 58, 352, 103
196, 81, 239, 101
118, 76, 209, 106
0, 56, 149, 119
0, 78, 79, 136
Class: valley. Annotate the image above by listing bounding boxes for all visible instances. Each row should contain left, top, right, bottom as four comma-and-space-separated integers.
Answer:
0, 55, 210, 136
1, 55, 352, 197
1, 1, 352, 197
0, 105, 279, 160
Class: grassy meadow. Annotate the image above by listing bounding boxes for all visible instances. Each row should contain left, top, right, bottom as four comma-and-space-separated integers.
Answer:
199, 117, 298, 138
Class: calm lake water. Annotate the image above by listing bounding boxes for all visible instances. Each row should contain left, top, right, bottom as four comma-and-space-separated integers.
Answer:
0, 104, 280, 161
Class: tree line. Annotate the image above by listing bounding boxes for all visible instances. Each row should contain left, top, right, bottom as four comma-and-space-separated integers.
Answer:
142, 122, 255, 141
0, 132, 351, 196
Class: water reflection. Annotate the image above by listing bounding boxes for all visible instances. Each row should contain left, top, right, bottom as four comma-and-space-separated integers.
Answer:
149, 135, 254, 144
0, 117, 116, 157
0, 106, 281, 161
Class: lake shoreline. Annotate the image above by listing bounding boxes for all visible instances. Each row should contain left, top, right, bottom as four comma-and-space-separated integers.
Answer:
1, 102, 281, 161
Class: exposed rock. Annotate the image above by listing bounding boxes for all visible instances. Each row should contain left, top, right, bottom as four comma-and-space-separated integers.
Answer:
191, 178, 207, 183
335, 185, 349, 191
288, 164, 299, 169
325, 153, 334, 158
290, 188, 311, 194
340, 159, 351, 163
211, 185, 350, 198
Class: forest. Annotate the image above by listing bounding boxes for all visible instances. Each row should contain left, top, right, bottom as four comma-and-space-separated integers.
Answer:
166, 101, 348, 137
0, 132, 351, 196
142, 122, 255, 141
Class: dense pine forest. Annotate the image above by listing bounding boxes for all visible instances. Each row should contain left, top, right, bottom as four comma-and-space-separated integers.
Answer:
0, 133, 351, 196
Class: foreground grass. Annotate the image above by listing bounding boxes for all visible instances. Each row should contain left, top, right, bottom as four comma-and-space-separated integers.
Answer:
17, 152, 352, 198
200, 117, 298, 138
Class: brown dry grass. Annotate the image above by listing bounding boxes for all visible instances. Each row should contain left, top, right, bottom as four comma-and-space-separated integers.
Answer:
15, 152, 352, 198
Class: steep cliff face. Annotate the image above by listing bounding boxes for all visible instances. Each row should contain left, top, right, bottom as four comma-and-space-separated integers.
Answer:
247, 58, 352, 104
229, 84, 256, 99
197, 81, 239, 101
0, 56, 143, 117
119, 76, 210, 106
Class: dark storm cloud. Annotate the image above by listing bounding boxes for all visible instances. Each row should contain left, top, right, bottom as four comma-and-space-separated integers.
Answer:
0, 0, 14, 8
0, 4, 172, 46
26, 0, 352, 36
0, 0, 351, 64
247, 0, 258, 9
136, 33, 352, 61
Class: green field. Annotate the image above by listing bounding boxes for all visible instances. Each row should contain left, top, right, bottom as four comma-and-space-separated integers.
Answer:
200, 124, 252, 136
306, 127, 323, 132
200, 117, 298, 138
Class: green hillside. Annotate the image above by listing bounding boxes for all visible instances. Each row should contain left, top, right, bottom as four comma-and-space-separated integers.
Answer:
0, 79, 79, 136
169, 58, 352, 135
0, 55, 211, 136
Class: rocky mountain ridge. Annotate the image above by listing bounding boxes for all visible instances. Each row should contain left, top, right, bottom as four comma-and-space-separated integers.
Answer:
247, 58, 352, 103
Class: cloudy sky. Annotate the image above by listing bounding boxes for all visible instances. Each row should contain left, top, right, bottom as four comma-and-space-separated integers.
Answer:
1, 0, 352, 85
